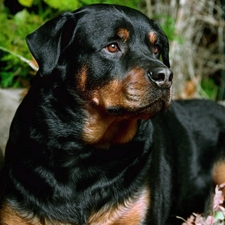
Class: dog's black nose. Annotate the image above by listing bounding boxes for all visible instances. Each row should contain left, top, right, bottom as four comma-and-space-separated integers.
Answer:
148, 68, 173, 89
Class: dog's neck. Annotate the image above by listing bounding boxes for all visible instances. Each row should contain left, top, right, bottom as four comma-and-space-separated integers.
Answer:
82, 105, 140, 147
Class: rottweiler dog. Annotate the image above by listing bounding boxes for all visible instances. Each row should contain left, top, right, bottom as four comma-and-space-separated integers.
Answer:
1, 4, 225, 225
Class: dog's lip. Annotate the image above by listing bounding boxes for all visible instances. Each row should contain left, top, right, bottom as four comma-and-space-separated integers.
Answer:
107, 98, 169, 118
135, 99, 165, 118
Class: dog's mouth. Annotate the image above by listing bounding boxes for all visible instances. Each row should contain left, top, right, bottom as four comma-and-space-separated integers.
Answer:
83, 89, 172, 145
106, 98, 169, 119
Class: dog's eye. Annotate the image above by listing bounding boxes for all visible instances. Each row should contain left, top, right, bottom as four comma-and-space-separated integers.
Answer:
106, 43, 120, 53
153, 44, 159, 54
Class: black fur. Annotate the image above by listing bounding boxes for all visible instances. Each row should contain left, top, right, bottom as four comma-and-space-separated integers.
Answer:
1, 4, 225, 225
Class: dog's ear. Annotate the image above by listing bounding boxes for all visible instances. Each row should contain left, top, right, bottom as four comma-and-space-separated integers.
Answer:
153, 21, 170, 68
26, 13, 77, 77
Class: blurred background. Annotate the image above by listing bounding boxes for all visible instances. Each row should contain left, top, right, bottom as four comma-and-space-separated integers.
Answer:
0, 0, 224, 100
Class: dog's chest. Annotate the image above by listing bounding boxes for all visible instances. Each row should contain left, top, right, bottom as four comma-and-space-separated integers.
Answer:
0, 188, 150, 225
87, 187, 150, 225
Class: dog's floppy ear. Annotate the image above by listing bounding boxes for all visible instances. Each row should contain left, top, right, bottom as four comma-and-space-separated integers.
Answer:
26, 13, 77, 77
153, 21, 170, 68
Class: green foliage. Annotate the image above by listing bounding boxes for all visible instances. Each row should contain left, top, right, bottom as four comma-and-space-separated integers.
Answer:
200, 77, 219, 100
80, 0, 140, 9
0, 4, 44, 88
18, 0, 140, 12
43, 0, 79, 11
153, 14, 183, 43
19, 0, 33, 7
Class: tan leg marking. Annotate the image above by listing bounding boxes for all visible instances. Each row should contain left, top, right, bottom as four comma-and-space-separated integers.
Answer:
213, 161, 225, 196
0, 202, 37, 225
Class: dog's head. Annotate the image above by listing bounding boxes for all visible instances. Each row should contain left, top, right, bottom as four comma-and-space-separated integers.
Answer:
26, 4, 173, 145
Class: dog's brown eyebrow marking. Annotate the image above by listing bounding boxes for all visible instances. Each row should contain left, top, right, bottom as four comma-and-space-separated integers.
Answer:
117, 28, 129, 42
149, 31, 157, 44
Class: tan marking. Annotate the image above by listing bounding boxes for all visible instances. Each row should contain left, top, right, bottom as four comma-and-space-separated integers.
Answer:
81, 66, 171, 146
92, 67, 150, 110
0, 202, 69, 225
117, 28, 129, 43
0, 202, 38, 225
0, 187, 150, 225
213, 161, 225, 196
213, 161, 225, 185
149, 32, 159, 54
82, 109, 139, 146
88, 187, 150, 225
92, 97, 100, 106
82, 67, 152, 146
77, 66, 88, 91
149, 32, 157, 44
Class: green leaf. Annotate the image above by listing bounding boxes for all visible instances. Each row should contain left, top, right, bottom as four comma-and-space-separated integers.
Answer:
43, 0, 79, 11
14, 9, 30, 23
201, 77, 218, 99
18, 0, 34, 7
214, 211, 225, 221
0, 72, 15, 88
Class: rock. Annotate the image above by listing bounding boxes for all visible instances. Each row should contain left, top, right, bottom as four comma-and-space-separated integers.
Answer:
0, 88, 24, 167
